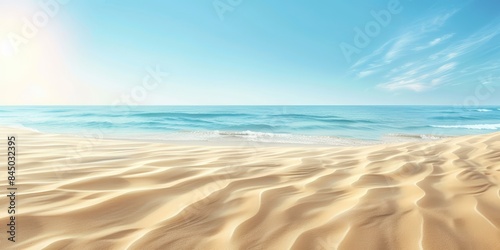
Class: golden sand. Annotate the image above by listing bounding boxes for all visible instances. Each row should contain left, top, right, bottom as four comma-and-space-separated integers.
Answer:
1, 127, 499, 249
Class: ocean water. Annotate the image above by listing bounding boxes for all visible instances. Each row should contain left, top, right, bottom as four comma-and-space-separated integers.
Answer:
1, 106, 500, 145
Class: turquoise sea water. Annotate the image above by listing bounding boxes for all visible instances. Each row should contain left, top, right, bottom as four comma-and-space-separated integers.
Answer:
1, 106, 500, 145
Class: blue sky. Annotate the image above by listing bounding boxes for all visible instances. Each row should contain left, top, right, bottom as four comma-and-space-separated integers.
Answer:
1, 0, 500, 105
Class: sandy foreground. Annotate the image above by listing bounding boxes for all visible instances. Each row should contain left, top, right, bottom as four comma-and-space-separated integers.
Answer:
1, 127, 500, 250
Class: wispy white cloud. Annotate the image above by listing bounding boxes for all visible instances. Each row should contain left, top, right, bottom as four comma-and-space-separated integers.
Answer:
428, 20, 500, 62
380, 79, 429, 92
357, 70, 375, 78
435, 62, 457, 73
414, 33, 454, 51
350, 9, 460, 77
446, 52, 458, 60
384, 34, 412, 62
349, 39, 394, 70
418, 9, 459, 32
351, 7, 500, 93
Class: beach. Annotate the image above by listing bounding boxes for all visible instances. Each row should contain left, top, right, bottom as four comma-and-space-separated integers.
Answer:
1, 126, 499, 249
3, 0, 499, 248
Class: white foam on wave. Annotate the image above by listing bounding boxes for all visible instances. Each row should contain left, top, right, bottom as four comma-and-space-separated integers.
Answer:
383, 133, 449, 143
474, 109, 492, 112
3, 124, 41, 133
431, 124, 500, 130
155, 130, 459, 146
155, 130, 377, 146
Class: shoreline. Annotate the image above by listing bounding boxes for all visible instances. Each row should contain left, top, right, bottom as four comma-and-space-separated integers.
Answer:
0, 125, 460, 148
